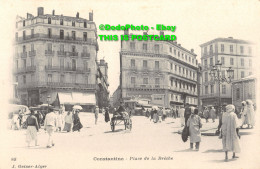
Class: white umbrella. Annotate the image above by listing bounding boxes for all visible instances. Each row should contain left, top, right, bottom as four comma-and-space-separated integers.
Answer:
73, 105, 83, 110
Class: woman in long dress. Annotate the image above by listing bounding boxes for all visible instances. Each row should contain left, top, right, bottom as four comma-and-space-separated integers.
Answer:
56, 111, 64, 132
222, 104, 241, 161
63, 111, 73, 132
105, 108, 110, 122
72, 110, 83, 132
246, 100, 255, 128
187, 108, 202, 151
240, 101, 248, 128
203, 107, 209, 123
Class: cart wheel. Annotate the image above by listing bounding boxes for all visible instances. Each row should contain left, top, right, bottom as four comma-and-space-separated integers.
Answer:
124, 120, 127, 130
111, 121, 115, 132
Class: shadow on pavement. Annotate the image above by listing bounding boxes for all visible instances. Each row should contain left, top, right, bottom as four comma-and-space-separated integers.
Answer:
104, 129, 124, 134
202, 149, 223, 153
174, 148, 197, 152
207, 158, 237, 163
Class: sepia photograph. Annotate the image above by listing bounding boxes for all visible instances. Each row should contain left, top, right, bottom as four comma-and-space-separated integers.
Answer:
0, 0, 260, 169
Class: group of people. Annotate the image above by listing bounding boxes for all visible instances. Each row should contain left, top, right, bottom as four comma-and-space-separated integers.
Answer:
240, 100, 255, 129
202, 106, 217, 123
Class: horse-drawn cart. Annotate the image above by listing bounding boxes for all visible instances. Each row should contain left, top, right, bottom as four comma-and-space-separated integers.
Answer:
110, 112, 132, 132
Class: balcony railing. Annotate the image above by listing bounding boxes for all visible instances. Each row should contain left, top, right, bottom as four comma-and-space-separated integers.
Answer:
29, 50, 36, 57
45, 50, 54, 56
20, 52, 27, 58
14, 66, 36, 74
67, 52, 78, 57
81, 53, 90, 58
45, 66, 90, 73
57, 51, 66, 56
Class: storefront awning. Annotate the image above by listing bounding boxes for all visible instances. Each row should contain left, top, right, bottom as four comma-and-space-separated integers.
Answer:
57, 92, 96, 105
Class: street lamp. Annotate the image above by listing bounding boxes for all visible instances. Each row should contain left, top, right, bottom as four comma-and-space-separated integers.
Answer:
47, 95, 51, 113
209, 60, 234, 113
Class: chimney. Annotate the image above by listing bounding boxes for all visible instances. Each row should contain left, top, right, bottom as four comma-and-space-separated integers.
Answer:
52, 10, 55, 16
191, 49, 194, 53
76, 12, 79, 18
37, 7, 44, 16
89, 12, 93, 21
160, 31, 164, 36
27, 13, 33, 19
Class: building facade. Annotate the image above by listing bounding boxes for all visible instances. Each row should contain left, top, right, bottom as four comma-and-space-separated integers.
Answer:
14, 7, 100, 109
119, 32, 199, 109
232, 75, 256, 112
200, 37, 255, 107
97, 59, 109, 108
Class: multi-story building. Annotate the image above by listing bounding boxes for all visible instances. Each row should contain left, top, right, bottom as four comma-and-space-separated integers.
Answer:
200, 37, 255, 107
232, 75, 256, 112
13, 7, 100, 110
119, 32, 199, 110
97, 59, 109, 108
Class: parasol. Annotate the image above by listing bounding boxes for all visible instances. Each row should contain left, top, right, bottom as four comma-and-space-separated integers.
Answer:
73, 105, 83, 110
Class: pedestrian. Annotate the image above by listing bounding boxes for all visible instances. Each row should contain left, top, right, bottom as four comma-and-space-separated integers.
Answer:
246, 100, 255, 128
105, 107, 110, 122
44, 108, 57, 148
187, 108, 202, 151
56, 111, 64, 132
72, 110, 83, 132
172, 109, 176, 119
11, 113, 20, 130
179, 106, 185, 127
203, 107, 209, 123
94, 106, 99, 125
162, 107, 167, 121
210, 107, 216, 122
240, 101, 248, 128
145, 109, 149, 118
221, 104, 241, 161
63, 111, 73, 132
184, 104, 191, 125
150, 108, 154, 121
153, 108, 159, 123
158, 108, 162, 123
26, 110, 39, 147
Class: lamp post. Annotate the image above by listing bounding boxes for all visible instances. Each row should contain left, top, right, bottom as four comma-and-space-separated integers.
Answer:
47, 95, 51, 113
209, 60, 234, 113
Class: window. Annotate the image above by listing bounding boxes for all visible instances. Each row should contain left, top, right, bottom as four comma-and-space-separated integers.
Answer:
48, 18, 51, 24
31, 44, 34, 51
241, 58, 244, 67
85, 76, 88, 84
72, 45, 76, 52
23, 20, 25, 27
204, 47, 207, 54
131, 77, 136, 84
175, 65, 177, 71
143, 60, 147, 68
16, 76, 18, 82
47, 74, 52, 82
189, 57, 191, 62
204, 72, 208, 82
72, 59, 76, 71
236, 88, 240, 100
249, 59, 252, 67
47, 43, 52, 51
83, 46, 87, 53
221, 70, 225, 78
83, 32, 87, 41
178, 51, 180, 57
31, 29, 34, 38
174, 49, 176, 55
248, 47, 252, 55
155, 61, 159, 70
31, 74, 35, 82
182, 53, 184, 59
155, 78, 160, 85
71, 74, 76, 83
204, 59, 207, 66
205, 86, 208, 94
48, 28, 52, 38
15, 32, 18, 41
60, 44, 64, 52
16, 60, 18, 69
72, 21, 75, 27
192, 58, 194, 64
48, 57, 52, 67
222, 84, 226, 94
23, 45, 26, 53
83, 61, 88, 70
84, 21, 87, 28
130, 42, 135, 50
186, 70, 188, 76
143, 78, 148, 84
31, 57, 34, 66
241, 71, 244, 78
154, 44, 159, 53
60, 19, 63, 25
23, 75, 26, 84
171, 63, 173, 70
23, 31, 26, 40
210, 85, 214, 94
23, 59, 26, 68
185, 55, 187, 60
221, 57, 225, 65
143, 43, 147, 51
230, 45, 233, 53
72, 31, 76, 40
240, 46, 244, 54
210, 58, 213, 65
60, 75, 65, 83
210, 45, 213, 54
60, 58, 64, 68
230, 58, 234, 65
221, 44, 224, 52
170, 47, 172, 53
131, 59, 135, 67
179, 67, 181, 73
183, 68, 185, 74
60, 30, 64, 39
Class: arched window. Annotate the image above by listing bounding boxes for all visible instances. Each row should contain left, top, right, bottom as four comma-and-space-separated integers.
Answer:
48, 17, 51, 24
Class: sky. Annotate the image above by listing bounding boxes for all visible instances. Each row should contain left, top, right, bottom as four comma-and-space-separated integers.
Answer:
0, 0, 260, 99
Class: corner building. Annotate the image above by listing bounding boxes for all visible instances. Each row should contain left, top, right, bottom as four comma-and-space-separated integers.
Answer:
120, 32, 199, 109
200, 37, 255, 107
14, 7, 100, 110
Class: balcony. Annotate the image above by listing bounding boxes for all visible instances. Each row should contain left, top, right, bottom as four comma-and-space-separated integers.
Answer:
67, 52, 78, 57
45, 50, 54, 56
45, 66, 61, 71
20, 52, 27, 58
45, 66, 90, 73
81, 53, 90, 58
14, 66, 36, 74
29, 50, 36, 57
47, 82, 96, 89
57, 51, 66, 57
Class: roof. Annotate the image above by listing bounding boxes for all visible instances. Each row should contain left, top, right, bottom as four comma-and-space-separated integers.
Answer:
232, 75, 257, 83
200, 37, 254, 47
